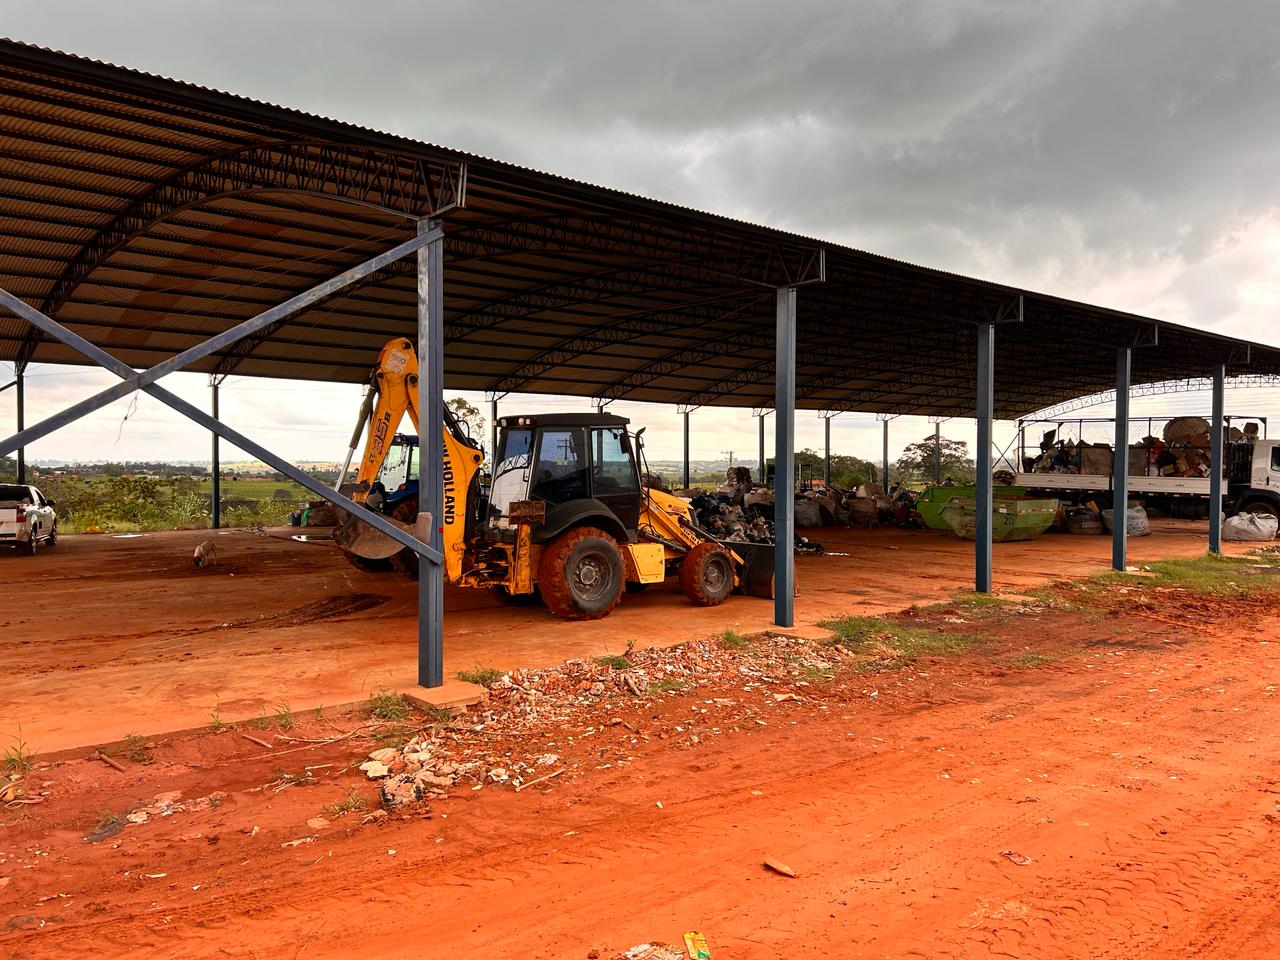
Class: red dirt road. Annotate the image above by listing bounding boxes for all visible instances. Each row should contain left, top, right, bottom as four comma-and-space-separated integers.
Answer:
0, 520, 1247, 754
4, 578, 1279, 958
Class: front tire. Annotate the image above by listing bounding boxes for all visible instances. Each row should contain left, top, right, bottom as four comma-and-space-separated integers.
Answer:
46, 523, 57, 547
538, 526, 624, 621
1242, 500, 1280, 520
679, 542, 735, 606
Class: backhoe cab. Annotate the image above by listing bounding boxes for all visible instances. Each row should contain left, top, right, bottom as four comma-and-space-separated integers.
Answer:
463, 413, 771, 619
334, 338, 774, 621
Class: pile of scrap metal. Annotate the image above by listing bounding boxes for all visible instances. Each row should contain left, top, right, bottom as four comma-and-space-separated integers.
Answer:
678, 469, 917, 552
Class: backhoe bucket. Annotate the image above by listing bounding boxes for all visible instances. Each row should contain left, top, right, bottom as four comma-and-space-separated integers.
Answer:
332, 506, 415, 560
732, 542, 778, 599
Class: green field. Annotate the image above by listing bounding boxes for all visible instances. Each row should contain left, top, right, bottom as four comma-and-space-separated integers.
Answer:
27, 473, 316, 533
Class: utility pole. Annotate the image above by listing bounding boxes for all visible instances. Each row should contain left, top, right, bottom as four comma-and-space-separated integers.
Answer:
721, 450, 735, 469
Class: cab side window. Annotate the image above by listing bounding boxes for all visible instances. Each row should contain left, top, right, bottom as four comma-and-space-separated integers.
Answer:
1272, 446, 1280, 472
531, 429, 589, 504
592, 428, 638, 493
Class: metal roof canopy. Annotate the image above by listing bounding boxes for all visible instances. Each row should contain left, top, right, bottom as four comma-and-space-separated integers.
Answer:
3, 39, 1279, 420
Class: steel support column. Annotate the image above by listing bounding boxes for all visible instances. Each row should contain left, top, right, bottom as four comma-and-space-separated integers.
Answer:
932, 422, 941, 484
975, 324, 995, 593
210, 379, 221, 529
490, 396, 499, 471
1112, 346, 1131, 571
14, 367, 24, 483
1209, 363, 1226, 554
683, 410, 691, 489
882, 419, 890, 490
823, 415, 832, 487
774, 287, 796, 627
758, 412, 767, 485
418, 219, 446, 689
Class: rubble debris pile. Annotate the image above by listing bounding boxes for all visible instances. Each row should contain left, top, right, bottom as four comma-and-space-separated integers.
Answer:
355, 633, 856, 813
684, 468, 915, 544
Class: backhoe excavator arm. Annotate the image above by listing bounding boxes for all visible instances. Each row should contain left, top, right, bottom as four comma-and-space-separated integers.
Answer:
335, 338, 484, 582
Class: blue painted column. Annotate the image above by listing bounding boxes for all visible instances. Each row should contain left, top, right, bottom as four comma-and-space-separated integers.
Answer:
1209, 363, 1225, 554
683, 410, 691, 489
823, 414, 831, 488
774, 286, 796, 626
15, 368, 24, 484
758, 412, 767, 485
210, 380, 221, 529
882, 419, 890, 490
418, 219, 446, 688
1112, 346, 1131, 571
933, 420, 942, 484
975, 324, 994, 592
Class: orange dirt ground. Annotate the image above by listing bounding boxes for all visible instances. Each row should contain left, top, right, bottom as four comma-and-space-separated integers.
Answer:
0, 520, 1247, 755
1, 546, 1278, 959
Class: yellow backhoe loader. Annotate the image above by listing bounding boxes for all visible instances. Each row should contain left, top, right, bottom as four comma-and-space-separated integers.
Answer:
334, 338, 776, 620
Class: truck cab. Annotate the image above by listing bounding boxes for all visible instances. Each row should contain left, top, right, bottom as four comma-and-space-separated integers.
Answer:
486, 413, 642, 544
1232, 438, 1280, 516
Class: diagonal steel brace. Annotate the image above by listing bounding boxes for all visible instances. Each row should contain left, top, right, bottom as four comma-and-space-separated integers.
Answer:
1, 228, 441, 454
0, 273, 444, 563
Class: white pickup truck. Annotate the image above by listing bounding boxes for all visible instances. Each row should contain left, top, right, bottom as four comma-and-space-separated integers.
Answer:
0, 483, 58, 555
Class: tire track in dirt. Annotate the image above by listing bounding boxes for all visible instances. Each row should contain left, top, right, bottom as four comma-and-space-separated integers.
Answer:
12, 613, 1280, 960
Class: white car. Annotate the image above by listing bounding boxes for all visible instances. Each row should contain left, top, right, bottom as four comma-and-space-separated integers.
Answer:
0, 483, 58, 555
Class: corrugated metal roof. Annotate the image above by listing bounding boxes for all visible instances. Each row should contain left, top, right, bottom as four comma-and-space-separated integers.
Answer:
1, 37, 1278, 418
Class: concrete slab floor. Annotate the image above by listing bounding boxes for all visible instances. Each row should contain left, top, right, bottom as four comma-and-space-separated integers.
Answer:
0, 520, 1250, 755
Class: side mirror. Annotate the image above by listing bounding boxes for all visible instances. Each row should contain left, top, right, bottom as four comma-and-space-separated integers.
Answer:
46, 499, 57, 507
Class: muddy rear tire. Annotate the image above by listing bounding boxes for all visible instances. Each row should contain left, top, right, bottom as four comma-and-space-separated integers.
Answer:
389, 496, 420, 581
538, 526, 624, 621
343, 550, 393, 572
679, 541, 735, 606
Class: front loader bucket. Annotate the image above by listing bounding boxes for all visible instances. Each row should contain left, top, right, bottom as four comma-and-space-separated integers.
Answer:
731, 542, 779, 599
332, 506, 414, 560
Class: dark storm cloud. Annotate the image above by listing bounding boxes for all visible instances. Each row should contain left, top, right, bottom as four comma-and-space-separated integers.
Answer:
6, 0, 1280, 341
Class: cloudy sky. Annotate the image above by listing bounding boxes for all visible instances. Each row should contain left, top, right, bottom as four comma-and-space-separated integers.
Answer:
3, 0, 1280, 467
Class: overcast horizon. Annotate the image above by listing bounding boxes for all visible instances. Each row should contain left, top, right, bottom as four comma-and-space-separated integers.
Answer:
3, 1, 1280, 467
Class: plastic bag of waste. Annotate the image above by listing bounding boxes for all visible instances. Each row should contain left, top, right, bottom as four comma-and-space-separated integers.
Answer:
1101, 505, 1151, 537
1223, 512, 1278, 541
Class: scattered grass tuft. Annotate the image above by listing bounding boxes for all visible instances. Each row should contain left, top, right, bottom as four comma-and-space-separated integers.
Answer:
371, 723, 414, 750
209, 701, 225, 733
275, 702, 294, 732
648, 677, 688, 695
917, 590, 1009, 617
369, 689, 411, 722
595, 653, 631, 671
322, 788, 368, 818
718, 629, 751, 649
121, 732, 153, 765
248, 714, 272, 730
819, 614, 983, 671
95, 809, 119, 830
1008, 652, 1052, 669
3, 728, 35, 775
1091, 553, 1280, 598
457, 666, 503, 687
795, 664, 835, 684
